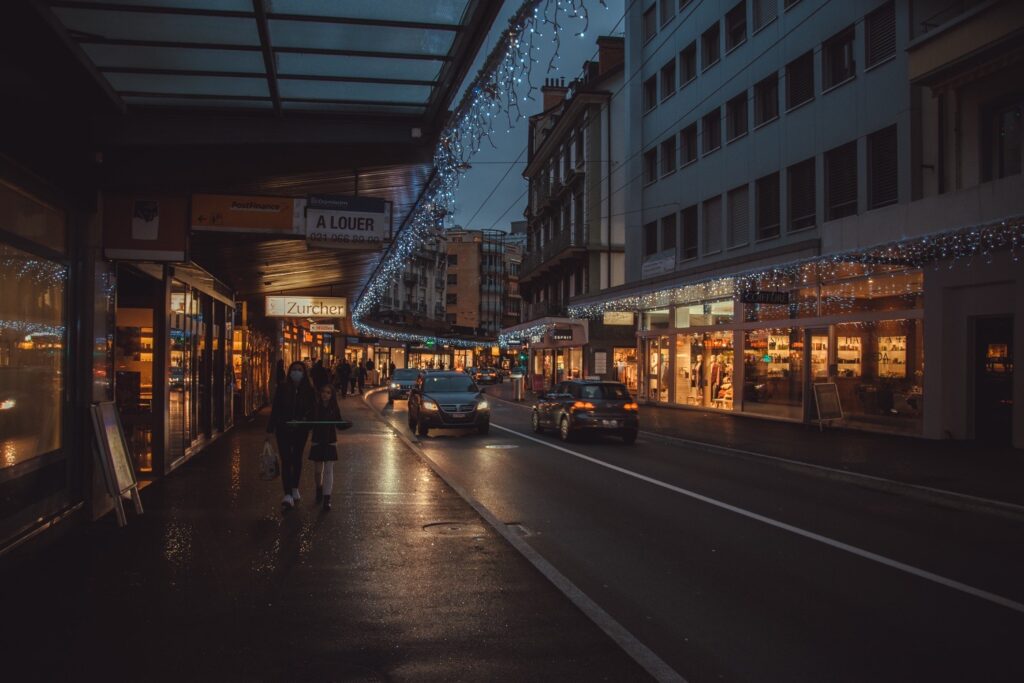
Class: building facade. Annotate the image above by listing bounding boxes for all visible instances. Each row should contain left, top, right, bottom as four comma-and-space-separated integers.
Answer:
377, 225, 448, 329
572, 0, 1022, 445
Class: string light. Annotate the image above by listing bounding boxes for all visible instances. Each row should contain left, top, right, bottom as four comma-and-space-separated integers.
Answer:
353, 0, 604, 344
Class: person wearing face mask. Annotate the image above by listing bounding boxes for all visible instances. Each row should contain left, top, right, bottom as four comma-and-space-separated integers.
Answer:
267, 361, 315, 509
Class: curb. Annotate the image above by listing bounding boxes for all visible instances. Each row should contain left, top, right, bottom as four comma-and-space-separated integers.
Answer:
481, 389, 1024, 523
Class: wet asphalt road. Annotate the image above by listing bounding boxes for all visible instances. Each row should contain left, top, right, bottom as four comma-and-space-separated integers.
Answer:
372, 390, 1024, 682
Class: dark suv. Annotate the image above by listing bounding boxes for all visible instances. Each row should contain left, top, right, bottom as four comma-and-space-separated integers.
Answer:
387, 368, 421, 402
532, 380, 638, 443
408, 371, 490, 437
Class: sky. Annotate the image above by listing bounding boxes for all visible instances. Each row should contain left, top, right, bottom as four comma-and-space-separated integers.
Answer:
447, 0, 626, 233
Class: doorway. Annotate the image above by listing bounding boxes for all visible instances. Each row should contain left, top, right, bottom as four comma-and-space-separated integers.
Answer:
973, 316, 1014, 444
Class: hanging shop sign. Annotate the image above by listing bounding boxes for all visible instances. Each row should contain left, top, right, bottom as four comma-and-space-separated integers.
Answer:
740, 290, 790, 305
310, 323, 338, 333
265, 296, 347, 318
602, 311, 634, 326
641, 255, 675, 279
551, 329, 574, 342
305, 195, 391, 250
191, 194, 304, 234
103, 193, 188, 261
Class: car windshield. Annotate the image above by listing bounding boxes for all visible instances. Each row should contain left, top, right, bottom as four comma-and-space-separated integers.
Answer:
578, 383, 630, 400
393, 369, 419, 380
423, 375, 477, 393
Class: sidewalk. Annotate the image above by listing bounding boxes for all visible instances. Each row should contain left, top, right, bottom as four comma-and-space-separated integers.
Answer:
485, 382, 1024, 510
0, 397, 648, 681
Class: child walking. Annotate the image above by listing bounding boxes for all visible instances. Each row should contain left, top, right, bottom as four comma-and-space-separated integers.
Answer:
310, 383, 342, 510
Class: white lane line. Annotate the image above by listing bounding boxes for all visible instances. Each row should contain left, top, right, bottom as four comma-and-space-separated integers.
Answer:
491, 423, 1024, 616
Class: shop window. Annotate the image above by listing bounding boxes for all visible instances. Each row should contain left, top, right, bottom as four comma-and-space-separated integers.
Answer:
675, 332, 734, 408
675, 299, 734, 328
702, 195, 722, 254
727, 185, 749, 248
613, 347, 638, 393
646, 336, 671, 402
753, 0, 777, 30
826, 141, 858, 219
661, 213, 677, 252
642, 309, 671, 331
644, 221, 658, 256
680, 123, 698, 165
0, 242, 66, 469
868, 125, 898, 208
679, 42, 697, 86
725, 1, 747, 52
726, 92, 748, 141
787, 157, 816, 231
754, 73, 778, 126
785, 51, 814, 109
643, 76, 658, 113
661, 59, 676, 101
644, 148, 659, 184
680, 205, 698, 259
642, 5, 657, 43
756, 172, 780, 239
0, 181, 66, 254
661, 137, 677, 175
702, 108, 721, 154
742, 328, 803, 419
660, 0, 675, 26
823, 26, 856, 90
702, 22, 720, 70
819, 269, 923, 316
865, 2, 895, 68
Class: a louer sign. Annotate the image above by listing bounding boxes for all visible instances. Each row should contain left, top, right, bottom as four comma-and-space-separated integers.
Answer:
305, 195, 391, 250
266, 296, 347, 318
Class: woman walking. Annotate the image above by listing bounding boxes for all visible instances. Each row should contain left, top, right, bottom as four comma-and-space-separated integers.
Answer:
267, 360, 315, 510
310, 383, 342, 511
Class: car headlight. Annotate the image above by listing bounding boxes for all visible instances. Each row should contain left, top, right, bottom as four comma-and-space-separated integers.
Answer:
422, 399, 438, 411
477, 400, 489, 411
390, 382, 399, 389
0, 398, 15, 411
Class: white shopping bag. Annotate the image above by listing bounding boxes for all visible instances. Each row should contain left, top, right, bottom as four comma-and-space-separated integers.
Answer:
259, 438, 280, 481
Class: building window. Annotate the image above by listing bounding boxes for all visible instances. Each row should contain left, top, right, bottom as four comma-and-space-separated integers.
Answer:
727, 185, 749, 248
784, 0, 800, 8
642, 5, 657, 43
643, 75, 658, 112
823, 26, 856, 90
702, 108, 721, 154
680, 123, 698, 165
680, 205, 698, 259
644, 221, 658, 256
661, 137, 677, 175
726, 92, 748, 141
644, 148, 659, 184
754, 72, 778, 125
725, 2, 747, 51
753, 0, 777, 30
788, 157, 816, 230
679, 0, 692, 9
989, 99, 1023, 180
755, 172, 780, 239
660, 59, 676, 100
868, 125, 898, 208
661, 213, 677, 251
447, 254, 458, 266
679, 42, 697, 86
826, 141, 858, 219
702, 196, 722, 254
865, 1, 896, 68
446, 293, 457, 305
447, 273, 458, 285
786, 51, 814, 109
660, 0, 675, 26
701, 22, 720, 70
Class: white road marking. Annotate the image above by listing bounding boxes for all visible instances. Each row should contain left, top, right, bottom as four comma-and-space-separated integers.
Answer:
491, 423, 1024, 616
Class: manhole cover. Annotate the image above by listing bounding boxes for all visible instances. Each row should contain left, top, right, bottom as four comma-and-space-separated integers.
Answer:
484, 444, 518, 449
422, 521, 488, 536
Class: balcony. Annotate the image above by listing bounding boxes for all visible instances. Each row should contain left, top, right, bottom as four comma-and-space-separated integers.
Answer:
519, 225, 588, 282
523, 300, 567, 321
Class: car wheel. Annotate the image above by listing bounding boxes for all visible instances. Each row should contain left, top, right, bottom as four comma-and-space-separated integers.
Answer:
477, 420, 490, 435
531, 410, 544, 434
416, 417, 429, 437
622, 430, 638, 445
559, 416, 573, 442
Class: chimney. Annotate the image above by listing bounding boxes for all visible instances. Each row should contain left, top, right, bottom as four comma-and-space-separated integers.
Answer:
596, 35, 624, 75
541, 77, 568, 110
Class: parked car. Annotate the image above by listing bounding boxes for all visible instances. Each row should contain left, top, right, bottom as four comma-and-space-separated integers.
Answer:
532, 380, 638, 444
408, 371, 490, 437
471, 367, 500, 384
387, 368, 421, 403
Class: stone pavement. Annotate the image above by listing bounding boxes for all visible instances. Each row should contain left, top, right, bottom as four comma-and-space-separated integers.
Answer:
0, 397, 649, 682
485, 382, 1024, 509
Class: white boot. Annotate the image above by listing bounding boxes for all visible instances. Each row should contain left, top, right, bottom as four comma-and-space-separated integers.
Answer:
291, 488, 302, 502
281, 493, 294, 508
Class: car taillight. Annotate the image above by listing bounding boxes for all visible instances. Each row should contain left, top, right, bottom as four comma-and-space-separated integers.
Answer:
572, 401, 595, 410
624, 402, 639, 411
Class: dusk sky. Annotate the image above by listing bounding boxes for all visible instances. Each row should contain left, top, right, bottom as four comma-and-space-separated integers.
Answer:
448, 0, 626, 233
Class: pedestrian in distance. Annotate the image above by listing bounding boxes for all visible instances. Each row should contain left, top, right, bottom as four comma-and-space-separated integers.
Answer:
267, 361, 315, 510
310, 358, 329, 390
336, 358, 352, 397
356, 361, 367, 394
309, 383, 343, 511
389, 360, 396, 380
366, 357, 376, 386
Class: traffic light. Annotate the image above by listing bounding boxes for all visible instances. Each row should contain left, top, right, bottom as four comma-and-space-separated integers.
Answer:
518, 352, 527, 362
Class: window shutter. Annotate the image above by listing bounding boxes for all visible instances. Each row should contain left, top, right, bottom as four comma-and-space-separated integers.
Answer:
727, 186, 749, 247
753, 0, 778, 30
826, 141, 858, 219
788, 158, 816, 230
866, 2, 896, 68
681, 205, 698, 259
756, 173, 780, 238
703, 196, 722, 253
869, 125, 898, 207
786, 52, 814, 108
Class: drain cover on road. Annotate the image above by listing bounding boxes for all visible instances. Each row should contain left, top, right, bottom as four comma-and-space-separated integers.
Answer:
484, 444, 518, 449
422, 521, 488, 536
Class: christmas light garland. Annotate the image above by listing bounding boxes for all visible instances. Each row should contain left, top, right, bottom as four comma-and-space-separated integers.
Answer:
352, 0, 606, 345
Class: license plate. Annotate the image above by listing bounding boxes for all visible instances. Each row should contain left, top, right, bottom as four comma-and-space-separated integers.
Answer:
602, 419, 619, 427
452, 412, 466, 418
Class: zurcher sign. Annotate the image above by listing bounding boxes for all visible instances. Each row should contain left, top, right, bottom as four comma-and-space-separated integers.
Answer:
266, 296, 347, 318
305, 195, 391, 250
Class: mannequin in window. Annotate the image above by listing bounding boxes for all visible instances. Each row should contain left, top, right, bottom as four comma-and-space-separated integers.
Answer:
692, 354, 704, 391
710, 354, 722, 400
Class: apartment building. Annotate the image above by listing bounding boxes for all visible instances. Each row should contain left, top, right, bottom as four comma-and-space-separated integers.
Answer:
444, 228, 512, 338
570, 0, 1023, 445
377, 225, 448, 330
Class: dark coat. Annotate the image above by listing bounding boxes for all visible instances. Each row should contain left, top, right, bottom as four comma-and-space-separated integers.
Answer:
309, 397, 341, 461
336, 362, 352, 383
310, 361, 330, 389
267, 379, 315, 434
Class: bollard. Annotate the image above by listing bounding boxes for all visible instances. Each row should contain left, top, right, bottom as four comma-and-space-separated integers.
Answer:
512, 374, 524, 401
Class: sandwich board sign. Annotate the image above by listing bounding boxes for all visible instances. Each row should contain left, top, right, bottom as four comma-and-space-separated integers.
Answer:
91, 402, 143, 526
812, 383, 843, 431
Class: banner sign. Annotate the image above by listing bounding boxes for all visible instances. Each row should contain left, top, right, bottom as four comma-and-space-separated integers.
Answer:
602, 311, 634, 326
310, 323, 337, 333
265, 296, 347, 318
192, 194, 302, 233
740, 290, 790, 305
551, 330, 573, 342
305, 195, 391, 250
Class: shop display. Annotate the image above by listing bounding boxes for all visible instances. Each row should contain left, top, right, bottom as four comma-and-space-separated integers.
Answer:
877, 336, 907, 378
810, 335, 829, 379
837, 336, 862, 377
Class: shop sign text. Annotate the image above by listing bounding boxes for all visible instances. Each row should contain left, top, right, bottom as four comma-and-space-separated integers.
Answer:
266, 296, 347, 318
